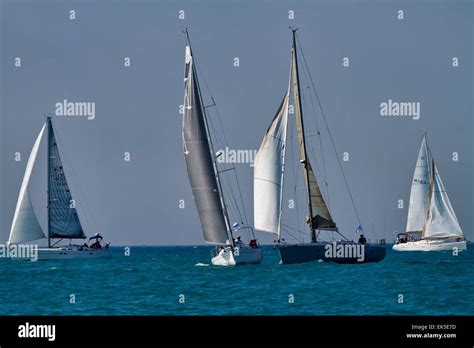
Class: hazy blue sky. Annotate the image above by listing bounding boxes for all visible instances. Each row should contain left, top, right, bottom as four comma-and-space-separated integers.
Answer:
0, 0, 472, 245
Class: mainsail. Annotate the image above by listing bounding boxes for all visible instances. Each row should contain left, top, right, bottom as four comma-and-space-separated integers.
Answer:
182, 45, 230, 244
423, 161, 463, 239
47, 120, 85, 239
291, 38, 335, 231
254, 91, 289, 236
7, 125, 46, 245
406, 134, 430, 233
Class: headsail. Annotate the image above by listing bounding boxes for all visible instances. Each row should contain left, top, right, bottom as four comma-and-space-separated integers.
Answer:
48, 119, 85, 239
8, 124, 46, 245
182, 45, 229, 244
254, 91, 289, 236
423, 161, 463, 239
406, 134, 430, 233
291, 38, 335, 231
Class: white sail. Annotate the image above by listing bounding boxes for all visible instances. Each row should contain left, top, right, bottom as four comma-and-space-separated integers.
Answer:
423, 163, 463, 239
254, 91, 289, 235
8, 124, 46, 245
406, 135, 430, 233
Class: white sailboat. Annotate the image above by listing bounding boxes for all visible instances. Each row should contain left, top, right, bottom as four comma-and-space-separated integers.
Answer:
254, 28, 386, 264
393, 134, 466, 252
7, 117, 111, 260
181, 30, 262, 266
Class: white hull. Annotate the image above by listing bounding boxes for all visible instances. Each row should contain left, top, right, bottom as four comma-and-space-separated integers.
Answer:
211, 246, 262, 266
393, 239, 467, 252
15, 246, 112, 261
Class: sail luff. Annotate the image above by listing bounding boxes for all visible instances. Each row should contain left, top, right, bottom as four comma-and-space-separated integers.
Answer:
421, 155, 435, 238
291, 30, 335, 237
277, 68, 292, 239
7, 124, 46, 245
47, 118, 51, 248
182, 40, 231, 245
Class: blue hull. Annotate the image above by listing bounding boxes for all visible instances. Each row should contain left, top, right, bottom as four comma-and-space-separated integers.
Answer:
277, 242, 386, 264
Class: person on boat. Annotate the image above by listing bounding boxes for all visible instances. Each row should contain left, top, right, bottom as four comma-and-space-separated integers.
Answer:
235, 236, 244, 247
89, 233, 103, 249
358, 234, 367, 245
249, 239, 257, 248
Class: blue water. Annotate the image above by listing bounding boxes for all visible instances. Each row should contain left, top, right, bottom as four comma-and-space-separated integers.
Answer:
0, 245, 472, 315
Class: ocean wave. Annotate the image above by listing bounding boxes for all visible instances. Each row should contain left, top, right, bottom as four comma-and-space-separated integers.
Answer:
195, 262, 209, 267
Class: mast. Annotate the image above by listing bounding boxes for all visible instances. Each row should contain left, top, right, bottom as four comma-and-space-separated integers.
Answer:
184, 29, 234, 247
46, 115, 51, 248
291, 28, 316, 243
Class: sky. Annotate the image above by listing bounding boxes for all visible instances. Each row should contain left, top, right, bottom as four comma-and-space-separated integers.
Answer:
0, 0, 472, 246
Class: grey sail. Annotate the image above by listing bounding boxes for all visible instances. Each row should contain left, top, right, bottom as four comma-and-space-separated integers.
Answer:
182, 45, 229, 245
291, 42, 336, 230
48, 120, 85, 239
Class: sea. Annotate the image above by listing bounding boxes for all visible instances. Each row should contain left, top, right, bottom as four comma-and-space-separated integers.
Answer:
0, 245, 472, 316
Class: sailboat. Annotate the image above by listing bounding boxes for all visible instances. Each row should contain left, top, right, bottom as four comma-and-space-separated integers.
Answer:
393, 134, 467, 251
254, 28, 386, 264
7, 116, 111, 260
181, 30, 262, 266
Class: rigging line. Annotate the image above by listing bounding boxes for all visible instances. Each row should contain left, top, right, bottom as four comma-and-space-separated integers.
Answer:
281, 222, 311, 236
233, 166, 249, 226
220, 174, 240, 220
299, 92, 332, 212
298, 56, 328, 185
280, 226, 304, 243
289, 131, 303, 242
54, 128, 94, 236
207, 117, 245, 226
220, 166, 245, 225
218, 162, 243, 222
296, 34, 362, 226
205, 107, 227, 155
193, 60, 230, 147
305, 85, 330, 209
297, 54, 331, 211
300, 92, 328, 185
